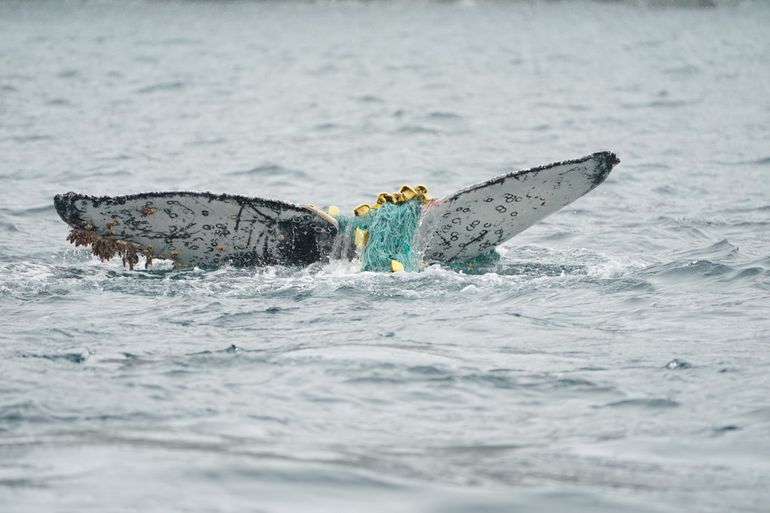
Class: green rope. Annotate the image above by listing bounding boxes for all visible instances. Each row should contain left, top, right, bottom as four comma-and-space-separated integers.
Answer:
334, 199, 422, 272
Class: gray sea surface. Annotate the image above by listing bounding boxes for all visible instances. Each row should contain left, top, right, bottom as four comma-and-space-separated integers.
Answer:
1, 1, 770, 512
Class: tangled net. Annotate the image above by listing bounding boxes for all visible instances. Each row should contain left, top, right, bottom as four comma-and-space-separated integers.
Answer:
333, 184, 430, 272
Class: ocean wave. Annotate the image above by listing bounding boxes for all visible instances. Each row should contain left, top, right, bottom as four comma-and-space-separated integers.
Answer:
134, 81, 187, 95
227, 163, 309, 180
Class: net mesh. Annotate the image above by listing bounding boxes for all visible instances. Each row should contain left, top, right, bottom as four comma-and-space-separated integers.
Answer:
334, 199, 422, 272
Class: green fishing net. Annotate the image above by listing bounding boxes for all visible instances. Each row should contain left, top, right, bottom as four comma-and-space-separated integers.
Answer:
334, 199, 422, 272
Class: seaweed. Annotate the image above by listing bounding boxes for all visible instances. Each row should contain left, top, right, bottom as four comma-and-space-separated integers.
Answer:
66, 228, 153, 270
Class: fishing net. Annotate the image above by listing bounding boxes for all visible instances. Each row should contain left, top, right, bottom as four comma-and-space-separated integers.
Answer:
335, 199, 422, 272
332, 185, 431, 272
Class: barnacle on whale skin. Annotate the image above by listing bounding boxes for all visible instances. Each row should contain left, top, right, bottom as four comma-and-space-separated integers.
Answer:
65, 228, 154, 270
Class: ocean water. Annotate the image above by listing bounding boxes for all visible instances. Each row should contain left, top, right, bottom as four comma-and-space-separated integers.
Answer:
1, 1, 769, 512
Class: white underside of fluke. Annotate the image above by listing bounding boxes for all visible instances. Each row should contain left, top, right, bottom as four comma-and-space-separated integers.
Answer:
416, 151, 617, 262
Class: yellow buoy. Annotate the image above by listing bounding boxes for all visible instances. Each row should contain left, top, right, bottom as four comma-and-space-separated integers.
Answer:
327, 205, 341, 216
390, 259, 404, 272
399, 185, 417, 201
376, 192, 395, 205
354, 227, 369, 248
415, 185, 432, 204
354, 203, 371, 217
